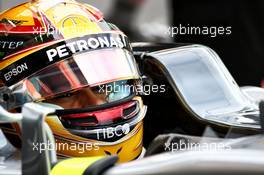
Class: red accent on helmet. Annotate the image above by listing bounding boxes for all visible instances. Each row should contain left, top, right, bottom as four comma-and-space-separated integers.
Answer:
61, 101, 138, 127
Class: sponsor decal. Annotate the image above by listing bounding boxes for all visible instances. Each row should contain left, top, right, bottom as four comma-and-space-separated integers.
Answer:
0, 41, 24, 49
0, 33, 131, 86
97, 124, 130, 140
46, 35, 127, 62
4, 63, 28, 81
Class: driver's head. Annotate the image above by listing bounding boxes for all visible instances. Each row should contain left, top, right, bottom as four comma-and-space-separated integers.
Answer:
0, 0, 146, 162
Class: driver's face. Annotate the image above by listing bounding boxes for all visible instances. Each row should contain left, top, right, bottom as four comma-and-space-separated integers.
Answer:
46, 88, 106, 109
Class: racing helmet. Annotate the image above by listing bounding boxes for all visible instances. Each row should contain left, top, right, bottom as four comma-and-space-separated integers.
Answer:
0, 0, 146, 162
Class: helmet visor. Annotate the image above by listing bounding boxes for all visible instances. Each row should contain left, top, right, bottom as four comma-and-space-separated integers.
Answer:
10, 48, 139, 108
